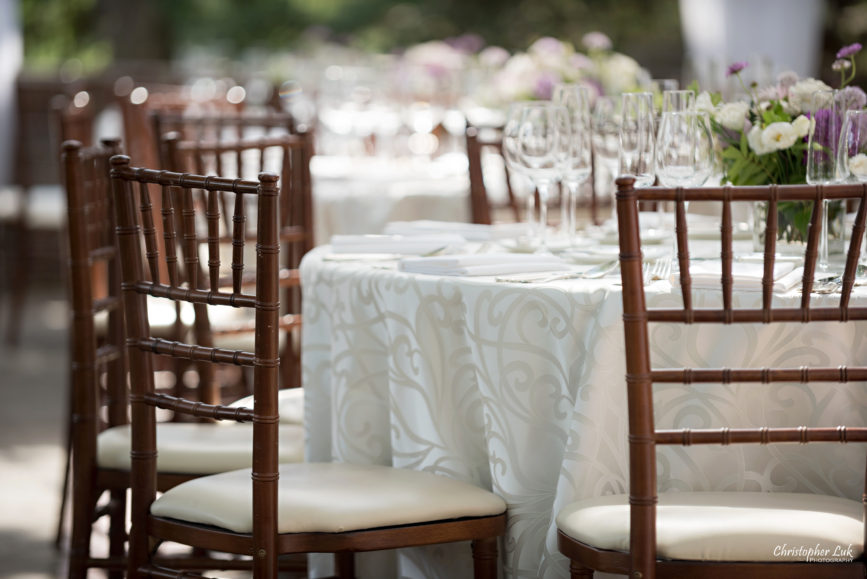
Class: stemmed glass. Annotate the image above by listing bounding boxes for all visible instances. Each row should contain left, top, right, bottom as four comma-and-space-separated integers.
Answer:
655, 110, 714, 188
502, 101, 539, 244
553, 84, 592, 246
807, 89, 844, 271
619, 92, 656, 189
838, 109, 867, 182
591, 95, 622, 215
515, 102, 570, 252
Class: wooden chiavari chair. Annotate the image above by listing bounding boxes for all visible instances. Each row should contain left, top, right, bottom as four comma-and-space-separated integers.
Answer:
465, 122, 522, 225
557, 178, 867, 578
111, 156, 507, 579
161, 127, 313, 407
61, 142, 304, 579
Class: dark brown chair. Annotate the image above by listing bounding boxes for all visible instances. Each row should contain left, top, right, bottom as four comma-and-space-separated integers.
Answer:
557, 178, 867, 578
110, 157, 507, 579
61, 142, 304, 579
3, 81, 93, 345
465, 123, 521, 225
162, 127, 313, 399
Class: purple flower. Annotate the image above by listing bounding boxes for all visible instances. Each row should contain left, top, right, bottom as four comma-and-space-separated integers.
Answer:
533, 72, 558, 100
726, 61, 748, 77
836, 43, 862, 59
840, 86, 867, 111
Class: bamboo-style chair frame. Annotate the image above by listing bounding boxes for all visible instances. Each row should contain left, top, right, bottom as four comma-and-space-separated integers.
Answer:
558, 177, 867, 579
162, 129, 313, 392
111, 157, 506, 578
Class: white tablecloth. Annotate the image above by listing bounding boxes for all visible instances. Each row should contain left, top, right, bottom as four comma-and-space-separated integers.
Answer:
311, 154, 471, 244
300, 245, 867, 578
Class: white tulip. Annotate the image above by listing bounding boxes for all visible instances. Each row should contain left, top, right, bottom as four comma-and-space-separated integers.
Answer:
791, 115, 812, 138
849, 153, 867, 179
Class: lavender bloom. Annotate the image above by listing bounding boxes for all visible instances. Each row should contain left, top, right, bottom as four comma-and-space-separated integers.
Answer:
533, 72, 558, 100
445, 34, 484, 54
811, 109, 843, 161
840, 86, 867, 111
836, 43, 862, 59
727, 61, 748, 77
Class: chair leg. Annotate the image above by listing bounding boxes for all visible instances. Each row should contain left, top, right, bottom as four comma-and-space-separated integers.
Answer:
68, 485, 99, 579
107, 489, 127, 579
55, 421, 73, 549
569, 560, 594, 578
471, 537, 499, 579
335, 551, 355, 579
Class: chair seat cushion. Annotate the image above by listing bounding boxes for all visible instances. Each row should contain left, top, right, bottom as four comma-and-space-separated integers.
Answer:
227, 388, 305, 425
97, 422, 304, 474
151, 462, 507, 534
556, 491, 863, 562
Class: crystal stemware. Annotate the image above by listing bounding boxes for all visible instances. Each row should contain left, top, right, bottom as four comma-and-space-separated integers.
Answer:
619, 92, 656, 189
553, 83, 592, 246
516, 102, 569, 253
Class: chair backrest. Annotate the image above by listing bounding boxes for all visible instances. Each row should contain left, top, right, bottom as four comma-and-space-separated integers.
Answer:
615, 177, 867, 576
109, 157, 281, 573
162, 130, 313, 386
63, 138, 127, 465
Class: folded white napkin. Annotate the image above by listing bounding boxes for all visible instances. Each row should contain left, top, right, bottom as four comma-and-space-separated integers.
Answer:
399, 253, 570, 276
676, 260, 802, 292
329, 233, 466, 255
383, 220, 528, 242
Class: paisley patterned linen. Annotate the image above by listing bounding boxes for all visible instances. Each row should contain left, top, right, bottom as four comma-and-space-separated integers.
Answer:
301, 246, 867, 579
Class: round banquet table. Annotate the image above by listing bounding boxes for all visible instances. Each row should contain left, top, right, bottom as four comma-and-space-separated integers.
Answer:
310, 154, 472, 244
300, 243, 867, 579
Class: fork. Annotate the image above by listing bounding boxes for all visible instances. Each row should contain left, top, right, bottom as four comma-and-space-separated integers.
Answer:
643, 258, 672, 284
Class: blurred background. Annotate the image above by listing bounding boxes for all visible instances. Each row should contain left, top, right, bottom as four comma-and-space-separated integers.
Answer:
1, 0, 866, 576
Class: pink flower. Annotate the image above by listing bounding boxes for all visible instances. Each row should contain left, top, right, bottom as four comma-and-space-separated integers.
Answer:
836, 43, 862, 59
582, 32, 612, 52
726, 61, 748, 77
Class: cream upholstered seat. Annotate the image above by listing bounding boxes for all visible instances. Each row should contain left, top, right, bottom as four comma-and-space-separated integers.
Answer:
96, 423, 304, 474
227, 387, 305, 425
557, 492, 864, 562
151, 462, 507, 534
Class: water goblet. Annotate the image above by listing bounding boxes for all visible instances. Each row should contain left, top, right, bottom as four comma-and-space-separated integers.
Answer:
553, 83, 593, 246
516, 102, 570, 253
619, 92, 656, 189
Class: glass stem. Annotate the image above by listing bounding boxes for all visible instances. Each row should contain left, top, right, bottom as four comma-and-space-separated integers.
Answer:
537, 181, 550, 252
564, 180, 580, 246
819, 199, 830, 272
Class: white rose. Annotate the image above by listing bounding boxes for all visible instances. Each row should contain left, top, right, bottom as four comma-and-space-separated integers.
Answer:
748, 125, 772, 155
849, 153, 867, 179
791, 115, 812, 138
761, 121, 800, 151
787, 78, 833, 114
715, 101, 750, 131
696, 92, 715, 115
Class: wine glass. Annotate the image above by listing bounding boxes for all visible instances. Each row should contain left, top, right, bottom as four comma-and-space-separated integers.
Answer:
807, 89, 844, 272
619, 92, 656, 188
591, 95, 622, 220
516, 102, 570, 253
502, 101, 540, 243
552, 83, 592, 246
655, 110, 714, 188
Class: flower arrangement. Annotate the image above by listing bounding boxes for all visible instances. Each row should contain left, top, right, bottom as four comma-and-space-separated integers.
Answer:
699, 45, 866, 246
472, 32, 650, 108
703, 44, 866, 187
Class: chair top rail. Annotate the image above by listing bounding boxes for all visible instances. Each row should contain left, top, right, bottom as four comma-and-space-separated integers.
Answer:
650, 366, 867, 383
109, 155, 268, 196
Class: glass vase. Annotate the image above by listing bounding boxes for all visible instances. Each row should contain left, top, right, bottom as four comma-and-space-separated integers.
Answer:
752, 200, 845, 256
